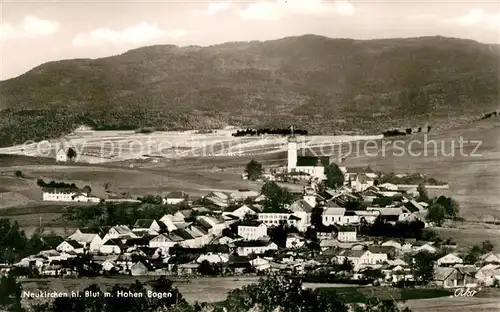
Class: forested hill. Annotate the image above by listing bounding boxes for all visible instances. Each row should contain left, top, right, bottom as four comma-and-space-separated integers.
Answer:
0, 35, 498, 146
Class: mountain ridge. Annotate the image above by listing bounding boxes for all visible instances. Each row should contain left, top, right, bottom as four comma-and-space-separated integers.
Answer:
0, 34, 498, 147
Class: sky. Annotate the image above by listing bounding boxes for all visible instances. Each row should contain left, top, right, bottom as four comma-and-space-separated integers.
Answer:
0, 0, 499, 80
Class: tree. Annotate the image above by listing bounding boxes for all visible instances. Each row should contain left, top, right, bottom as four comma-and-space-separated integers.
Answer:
245, 159, 263, 181
82, 185, 92, 194
261, 181, 295, 210
67, 147, 77, 161
411, 251, 435, 284
426, 203, 446, 226
416, 184, 429, 203
324, 163, 344, 189
14, 170, 23, 178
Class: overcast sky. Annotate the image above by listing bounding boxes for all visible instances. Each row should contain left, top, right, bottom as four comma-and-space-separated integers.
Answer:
0, 0, 499, 80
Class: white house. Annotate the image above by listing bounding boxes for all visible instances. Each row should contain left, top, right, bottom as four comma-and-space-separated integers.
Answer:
437, 253, 464, 267
479, 252, 500, 264
198, 216, 226, 236
250, 257, 270, 271
354, 210, 380, 224
149, 233, 183, 250
381, 240, 402, 250
414, 243, 437, 254
475, 264, 500, 286
104, 225, 136, 241
68, 229, 103, 252
322, 207, 345, 226
164, 191, 189, 205
238, 223, 268, 241
99, 240, 123, 254
236, 241, 278, 256
258, 212, 292, 226
56, 148, 67, 162
42, 187, 82, 202
132, 219, 161, 235
288, 199, 314, 231
337, 226, 357, 242
56, 240, 84, 254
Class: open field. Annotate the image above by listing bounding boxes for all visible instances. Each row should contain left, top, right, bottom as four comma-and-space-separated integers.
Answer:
406, 296, 500, 312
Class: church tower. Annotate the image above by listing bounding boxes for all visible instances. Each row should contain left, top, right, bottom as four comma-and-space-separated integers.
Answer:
287, 126, 297, 172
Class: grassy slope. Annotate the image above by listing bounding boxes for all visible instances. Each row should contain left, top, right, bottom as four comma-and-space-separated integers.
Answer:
0, 35, 499, 146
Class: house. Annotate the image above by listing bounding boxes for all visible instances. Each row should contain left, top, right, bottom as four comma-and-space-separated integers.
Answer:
56, 240, 84, 254
149, 233, 182, 250
258, 211, 292, 226
99, 240, 123, 254
434, 267, 477, 288
322, 207, 346, 226
56, 148, 67, 162
130, 261, 149, 276
42, 187, 82, 202
101, 259, 119, 272
132, 219, 161, 235
475, 264, 500, 286
68, 228, 104, 252
222, 205, 258, 220
236, 241, 278, 256
250, 257, 270, 271
164, 191, 189, 205
478, 252, 500, 264
159, 214, 185, 231
354, 210, 380, 224
437, 253, 464, 267
204, 192, 230, 208
414, 243, 437, 254
337, 226, 357, 242
381, 240, 402, 250
174, 210, 192, 221
367, 246, 392, 262
237, 222, 268, 241
104, 225, 137, 241
288, 199, 314, 231
197, 216, 227, 236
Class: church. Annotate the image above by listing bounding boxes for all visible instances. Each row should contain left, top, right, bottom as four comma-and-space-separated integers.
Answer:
286, 127, 330, 180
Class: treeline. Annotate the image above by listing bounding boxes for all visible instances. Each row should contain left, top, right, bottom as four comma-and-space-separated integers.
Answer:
376, 172, 447, 186
232, 128, 308, 137
0, 219, 46, 263
359, 218, 428, 240
37, 179, 78, 189
61, 202, 183, 227
382, 126, 432, 138
479, 110, 498, 121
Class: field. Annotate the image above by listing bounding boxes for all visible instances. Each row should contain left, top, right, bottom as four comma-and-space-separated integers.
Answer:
0, 120, 499, 244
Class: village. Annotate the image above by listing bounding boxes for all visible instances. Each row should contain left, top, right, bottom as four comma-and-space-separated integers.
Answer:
6, 153, 500, 293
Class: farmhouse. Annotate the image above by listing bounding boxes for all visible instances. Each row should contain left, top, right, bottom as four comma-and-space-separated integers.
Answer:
164, 191, 189, 205
42, 187, 81, 202
237, 222, 268, 241
337, 226, 357, 242
222, 205, 258, 220
434, 267, 477, 288
236, 241, 278, 256
56, 240, 84, 254
68, 228, 103, 252
437, 253, 463, 267
132, 219, 161, 235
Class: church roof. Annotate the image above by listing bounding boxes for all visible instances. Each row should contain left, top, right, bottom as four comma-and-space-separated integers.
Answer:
296, 156, 330, 167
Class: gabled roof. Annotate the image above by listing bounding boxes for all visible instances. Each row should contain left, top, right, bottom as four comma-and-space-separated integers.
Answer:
323, 207, 345, 216
133, 219, 156, 229
296, 156, 330, 167
176, 209, 193, 218
289, 199, 314, 213
166, 191, 189, 199
64, 240, 83, 249
42, 236, 65, 249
